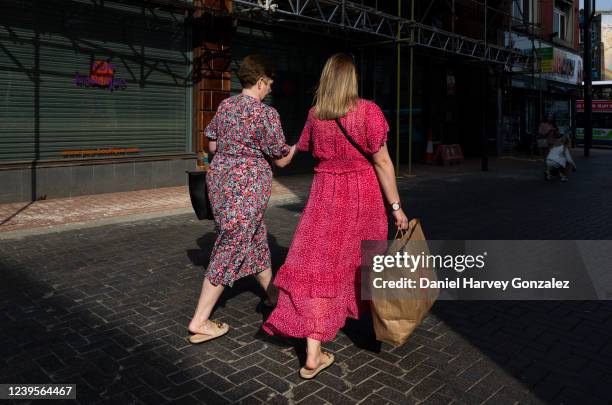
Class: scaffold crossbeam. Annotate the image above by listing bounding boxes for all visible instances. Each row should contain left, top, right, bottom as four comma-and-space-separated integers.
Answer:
231, 0, 534, 69
233, 0, 404, 38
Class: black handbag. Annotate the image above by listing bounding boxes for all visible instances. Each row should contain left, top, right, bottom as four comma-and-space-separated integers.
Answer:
186, 168, 214, 220
335, 118, 373, 164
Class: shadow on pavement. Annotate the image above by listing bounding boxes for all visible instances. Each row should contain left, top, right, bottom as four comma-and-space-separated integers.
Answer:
185, 232, 289, 314
402, 151, 612, 403
0, 201, 35, 227
430, 300, 612, 403
0, 260, 224, 404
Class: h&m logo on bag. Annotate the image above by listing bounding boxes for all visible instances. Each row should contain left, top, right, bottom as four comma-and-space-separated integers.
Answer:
74, 61, 127, 91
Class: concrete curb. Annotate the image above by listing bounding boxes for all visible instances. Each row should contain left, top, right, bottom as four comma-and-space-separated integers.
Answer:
0, 193, 308, 241
0, 156, 552, 241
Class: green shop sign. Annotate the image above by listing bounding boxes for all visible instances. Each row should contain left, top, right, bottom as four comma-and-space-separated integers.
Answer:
576, 128, 612, 140
536, 46, 582, 85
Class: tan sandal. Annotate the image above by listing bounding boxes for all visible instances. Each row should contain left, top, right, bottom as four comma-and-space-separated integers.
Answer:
299, 352, 334, 380
188, 320, 229, 344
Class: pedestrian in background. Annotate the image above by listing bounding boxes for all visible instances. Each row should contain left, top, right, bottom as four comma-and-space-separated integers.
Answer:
537, 112, 559, 156
545, 135, 576, 182
263, 53, 409, 379
188, 55, 297, 343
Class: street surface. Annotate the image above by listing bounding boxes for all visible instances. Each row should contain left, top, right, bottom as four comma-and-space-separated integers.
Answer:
1, 150, 611, 404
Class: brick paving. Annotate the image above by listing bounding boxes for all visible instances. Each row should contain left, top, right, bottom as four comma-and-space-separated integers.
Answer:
1, 150, 612, 404
0, 154, 550, 237
0, 186, 192, 233
0, 174, 313, 234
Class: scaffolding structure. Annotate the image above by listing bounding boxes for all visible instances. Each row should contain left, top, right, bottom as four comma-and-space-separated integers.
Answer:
232, 0, 538, 69
227, 0, 545, 171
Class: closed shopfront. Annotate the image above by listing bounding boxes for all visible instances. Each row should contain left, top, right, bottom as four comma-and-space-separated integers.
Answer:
0, 0, 194, 202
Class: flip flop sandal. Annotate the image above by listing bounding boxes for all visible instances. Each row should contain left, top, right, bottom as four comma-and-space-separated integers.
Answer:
299, 352, 334, 380
188, 320, 229, 344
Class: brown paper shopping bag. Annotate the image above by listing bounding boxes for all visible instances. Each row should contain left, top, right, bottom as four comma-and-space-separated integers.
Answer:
370, 219, 439, 346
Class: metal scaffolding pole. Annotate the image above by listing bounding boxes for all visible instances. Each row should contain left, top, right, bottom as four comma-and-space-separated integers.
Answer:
482, 0, 488, 171
584, 0, 595, 157
508, 0, 543, 145
408, 0, 414, 176
395, 0, 401, 176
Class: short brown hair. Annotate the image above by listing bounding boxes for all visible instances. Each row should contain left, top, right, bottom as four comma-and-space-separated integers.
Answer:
237, 54, 275, 88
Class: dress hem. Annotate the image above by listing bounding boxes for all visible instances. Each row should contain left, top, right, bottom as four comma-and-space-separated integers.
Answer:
206, 265, 268, 287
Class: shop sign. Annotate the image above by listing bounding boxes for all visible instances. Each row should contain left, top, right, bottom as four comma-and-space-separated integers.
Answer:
538, 47, 583, 85
74, 61, 127, 91
539, 47, 554, 72
504, 32, 583, 85
576, 100, 612, 112
576, 127, 612, 140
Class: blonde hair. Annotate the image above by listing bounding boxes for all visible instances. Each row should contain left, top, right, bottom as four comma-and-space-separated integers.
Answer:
314, 54, 358, 120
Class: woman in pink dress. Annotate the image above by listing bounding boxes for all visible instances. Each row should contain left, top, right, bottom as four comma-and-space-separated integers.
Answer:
263, 54, 409, 379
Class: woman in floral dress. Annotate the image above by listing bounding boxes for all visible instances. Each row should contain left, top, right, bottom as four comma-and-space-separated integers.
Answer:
188, 55, 296, 343
263, 54, 409, 378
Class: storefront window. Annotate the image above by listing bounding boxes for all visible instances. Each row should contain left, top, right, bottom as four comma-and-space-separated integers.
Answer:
546, 98, 572, 136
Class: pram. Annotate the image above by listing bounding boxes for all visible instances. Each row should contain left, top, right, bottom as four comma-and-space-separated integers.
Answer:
543, 133, 575, 182
544, 165, 565, 181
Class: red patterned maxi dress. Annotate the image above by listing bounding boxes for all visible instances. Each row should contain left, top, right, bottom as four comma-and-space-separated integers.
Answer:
205, 94, 290, 286
264, 99, 389, 342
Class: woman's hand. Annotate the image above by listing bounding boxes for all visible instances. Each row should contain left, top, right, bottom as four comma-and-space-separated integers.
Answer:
392, 208, 409, 230
208, 141, 217, 154
273, 144, 297, 168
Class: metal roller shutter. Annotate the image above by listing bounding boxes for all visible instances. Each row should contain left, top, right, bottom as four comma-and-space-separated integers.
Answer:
0, 0, 190, 163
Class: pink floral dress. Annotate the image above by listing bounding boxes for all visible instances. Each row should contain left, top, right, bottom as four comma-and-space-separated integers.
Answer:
205, 94, 290, 286
263, 99, 389, 342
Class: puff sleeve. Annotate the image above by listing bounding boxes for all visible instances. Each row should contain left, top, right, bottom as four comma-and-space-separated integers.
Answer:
258, 106, 291, 159
364, 102, 389, 154
205, 112, 220, 141
296, 110, 314, 152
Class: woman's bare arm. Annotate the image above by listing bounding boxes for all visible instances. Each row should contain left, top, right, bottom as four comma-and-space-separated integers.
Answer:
372, 143, 409, 229
273, 145, 297, 168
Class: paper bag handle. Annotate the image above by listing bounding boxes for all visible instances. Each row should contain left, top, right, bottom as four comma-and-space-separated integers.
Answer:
394, 218, 420, 240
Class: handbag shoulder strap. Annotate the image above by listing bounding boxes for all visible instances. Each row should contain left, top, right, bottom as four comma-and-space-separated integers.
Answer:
335, 118, 373, 164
